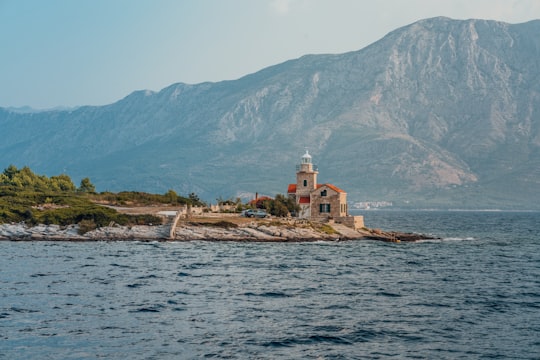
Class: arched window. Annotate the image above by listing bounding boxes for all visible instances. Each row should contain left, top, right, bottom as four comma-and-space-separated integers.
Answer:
303, 180, 307, 187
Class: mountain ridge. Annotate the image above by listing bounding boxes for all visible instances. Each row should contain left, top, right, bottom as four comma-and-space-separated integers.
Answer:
2, 17, 540, 209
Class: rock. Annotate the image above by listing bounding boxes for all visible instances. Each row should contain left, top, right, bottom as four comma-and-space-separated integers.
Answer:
0, 221, 435, 242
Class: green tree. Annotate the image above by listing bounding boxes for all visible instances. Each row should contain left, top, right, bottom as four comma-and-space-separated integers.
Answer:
189, 192, 204, 206
264, 194, 300, 217
164, 189, 178, 204
18, 166, 35, 187
51, 174, 76, 192
272, 200, 289, 217
3, 164, 18, 179
78, 177, 96, 193
0, 173, 9, 185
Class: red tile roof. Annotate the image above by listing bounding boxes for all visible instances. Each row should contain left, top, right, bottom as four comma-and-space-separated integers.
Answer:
299, 196, 310, 204
289, 183, 345, 194
317, 183, 345, 193
249, 196, 272, 205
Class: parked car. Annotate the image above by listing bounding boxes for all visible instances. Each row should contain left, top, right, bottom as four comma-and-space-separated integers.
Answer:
241, 209, 254, 217
241, 209, 268, 218
252, 210, 268, 218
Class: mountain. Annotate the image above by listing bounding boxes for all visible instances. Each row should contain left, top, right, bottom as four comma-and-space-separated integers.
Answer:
2, 17, 540, 209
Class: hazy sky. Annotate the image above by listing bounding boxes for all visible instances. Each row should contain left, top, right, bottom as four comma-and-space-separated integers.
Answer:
1, 0, 539, 109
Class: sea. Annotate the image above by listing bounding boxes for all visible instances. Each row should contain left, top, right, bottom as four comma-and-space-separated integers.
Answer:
1, 211, 539, 359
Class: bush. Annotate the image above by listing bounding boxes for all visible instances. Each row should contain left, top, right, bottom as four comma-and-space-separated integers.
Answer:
127, 214, 163, 226
262, 193, 300, 217
212, 220, 238, 228
314, 223, 339, 235
89, 190, 200, 206
78, 219, 97, 235
188, 220, 238, 228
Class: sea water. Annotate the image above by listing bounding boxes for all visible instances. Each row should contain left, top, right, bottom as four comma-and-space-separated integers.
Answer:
1, 211, 539, 359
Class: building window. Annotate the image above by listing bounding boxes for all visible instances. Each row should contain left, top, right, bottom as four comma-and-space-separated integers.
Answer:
321, 190, 327, 197
319, 204, 331, 213
303, 180, 307, 187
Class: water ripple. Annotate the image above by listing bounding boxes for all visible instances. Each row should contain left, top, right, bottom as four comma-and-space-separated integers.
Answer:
1, 211, 539, 359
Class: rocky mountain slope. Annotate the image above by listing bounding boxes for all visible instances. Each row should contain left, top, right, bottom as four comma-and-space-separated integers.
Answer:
2, 17, 539, 209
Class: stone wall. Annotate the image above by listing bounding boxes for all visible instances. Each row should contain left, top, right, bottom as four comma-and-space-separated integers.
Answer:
157, 205, 205, 218
209, 204, 236, 212
296, 171, 317, 197
309, 186, 347, 220
335, 215, 364, 230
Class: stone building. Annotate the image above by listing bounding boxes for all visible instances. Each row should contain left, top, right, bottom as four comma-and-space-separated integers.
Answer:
287, 150, 364, 229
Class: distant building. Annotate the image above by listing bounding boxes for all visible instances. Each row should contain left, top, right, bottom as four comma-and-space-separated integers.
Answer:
249, 195, 272, 208
287, 150, 364, 229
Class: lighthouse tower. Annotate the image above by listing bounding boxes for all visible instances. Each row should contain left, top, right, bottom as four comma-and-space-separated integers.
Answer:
296, 150, 318, 196
289, 150, 318, 218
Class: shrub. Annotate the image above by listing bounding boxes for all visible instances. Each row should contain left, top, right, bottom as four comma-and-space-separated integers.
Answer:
127, 214, 163, 226
188, 220, 238, 228
313, 223, 339, 235
78, 219, 97, 235
212, 220, 238, 228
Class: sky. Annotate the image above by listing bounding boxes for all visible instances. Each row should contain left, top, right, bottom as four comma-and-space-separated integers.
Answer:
1, 0, 539, 109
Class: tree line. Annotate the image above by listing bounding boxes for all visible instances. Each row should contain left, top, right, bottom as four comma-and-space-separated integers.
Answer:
0, 164, 94, 194
0, 165, 202, 231
0, 165, 301, 231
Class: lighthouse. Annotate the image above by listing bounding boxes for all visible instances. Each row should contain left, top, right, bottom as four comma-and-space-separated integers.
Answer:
287, 150, 364, 229
295, 150, 318, 197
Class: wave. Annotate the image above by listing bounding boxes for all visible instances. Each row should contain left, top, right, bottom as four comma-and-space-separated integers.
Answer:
443, 237, 475, 241
416, 236, 475, 243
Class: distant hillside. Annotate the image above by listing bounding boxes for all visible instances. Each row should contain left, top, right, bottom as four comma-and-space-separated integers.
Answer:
2, 17, 540, 209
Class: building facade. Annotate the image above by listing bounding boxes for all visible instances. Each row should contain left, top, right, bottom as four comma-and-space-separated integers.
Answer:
287, 150, 364, 229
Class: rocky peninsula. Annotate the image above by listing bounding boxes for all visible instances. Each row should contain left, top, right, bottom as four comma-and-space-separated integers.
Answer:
1, 161, 435, 243
0, 212, 433, 242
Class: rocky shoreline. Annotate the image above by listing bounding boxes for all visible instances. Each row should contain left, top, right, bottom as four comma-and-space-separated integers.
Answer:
0, 221, 434, 242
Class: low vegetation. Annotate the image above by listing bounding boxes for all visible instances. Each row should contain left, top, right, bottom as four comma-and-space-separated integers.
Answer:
312, 223, 340, 235
1, 165, 306, 235
90, 190, 205, 207
0, 165, 189, 228
188, 220, 238, 229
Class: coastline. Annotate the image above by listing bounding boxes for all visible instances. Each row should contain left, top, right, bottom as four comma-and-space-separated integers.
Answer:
0, 219, 433, 243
